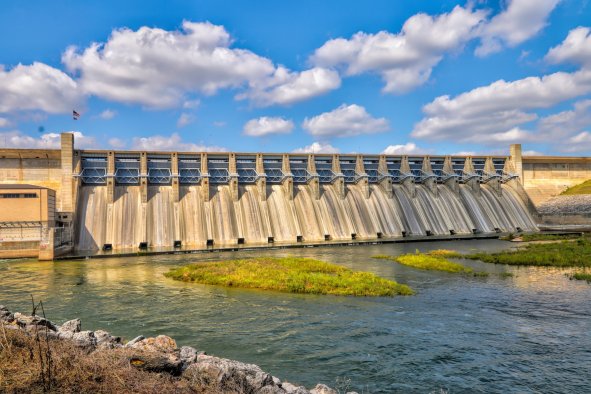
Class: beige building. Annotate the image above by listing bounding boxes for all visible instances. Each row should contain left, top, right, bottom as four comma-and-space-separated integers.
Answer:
0, 184, 55, 225
0, 184, 65, 259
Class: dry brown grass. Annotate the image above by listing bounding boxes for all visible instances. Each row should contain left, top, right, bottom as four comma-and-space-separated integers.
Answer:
0, 327, 198, 394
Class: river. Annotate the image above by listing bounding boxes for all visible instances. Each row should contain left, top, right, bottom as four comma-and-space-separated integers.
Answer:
1, 239, 590, 393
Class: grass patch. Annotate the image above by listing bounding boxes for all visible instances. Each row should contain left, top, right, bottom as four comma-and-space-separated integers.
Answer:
569, 272, 591, 283
373, 252, 472, 274
426, 249, 463, 258
465, 238, 591, 267
561, 179, 591, 195
0, 328, 191, 393
164, 257, 413, 296
472, 271, 489, 277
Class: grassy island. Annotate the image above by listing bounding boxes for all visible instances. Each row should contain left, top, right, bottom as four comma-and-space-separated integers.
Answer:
164, 257, 414, 296
465, 238, 591, 267
373, 251, 472, 274
570, 272, 591, 282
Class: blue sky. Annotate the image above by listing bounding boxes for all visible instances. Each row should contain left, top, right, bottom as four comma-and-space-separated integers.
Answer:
0, 0, 590, 155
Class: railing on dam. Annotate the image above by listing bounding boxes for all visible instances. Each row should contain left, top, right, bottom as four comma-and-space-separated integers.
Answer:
76, 151, 518, 186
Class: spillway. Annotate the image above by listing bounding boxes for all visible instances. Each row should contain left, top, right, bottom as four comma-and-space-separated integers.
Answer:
75, 180, 537, 251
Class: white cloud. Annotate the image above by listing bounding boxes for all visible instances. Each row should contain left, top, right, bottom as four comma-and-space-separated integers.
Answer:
522, 150, 543, 155
63, 21, 337, 108
558, 131, 591, 153
451, 150, 477, 156
239, 67, 341, 106
292, 142, 339, 154
98, 109, 116, 120
311, 5, 486, 93
538, 99, 591, 138
0, 117, 10, 128
545, 26, 591, 67
536, 100, 591, 152
302, 104, 389, 137
177, 113, 195, 128
0, 62, 82, 114
0, 130, 96, 149
382, 142, 430, 155
475, 0, 560, 56
63, 21, 275, 108
412, 26, 591, 148
108, 137, 126, 149
131, 132, 226, 152
213, 121, 226, 127
412, 69, 591, 144
183, 99, 201, 109
243, 116, 294, 137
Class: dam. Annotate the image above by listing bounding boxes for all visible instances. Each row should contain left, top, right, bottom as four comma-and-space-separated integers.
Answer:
0, 133, 540, 259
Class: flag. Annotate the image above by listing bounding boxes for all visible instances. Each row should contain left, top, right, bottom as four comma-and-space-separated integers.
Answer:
73, 110, 80, 120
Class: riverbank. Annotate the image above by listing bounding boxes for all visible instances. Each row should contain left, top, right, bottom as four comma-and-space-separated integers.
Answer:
0, 305, 343, 394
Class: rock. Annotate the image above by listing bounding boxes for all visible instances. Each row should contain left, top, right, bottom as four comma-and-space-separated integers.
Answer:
128, 335, 177, 353
0, 305, 13, 323
60, 318, 81, 333
13, 312, 57, 331
125, 335, 145, 347
310, 384, 337, 394
538, 195, 591, 216
0, 312, 14, 323
57, 318, 81, 339
72, 330, 97, 348
272, 376, 282, 386
94, 329, 122, 349
183, 354, 274, 393
128, 352, 182, 376
257, 385, 287, 394
180, 346, 198, 369
282, 382, 310, 394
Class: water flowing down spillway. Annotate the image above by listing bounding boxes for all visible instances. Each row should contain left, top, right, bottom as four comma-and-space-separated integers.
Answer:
75, 182, 537, 251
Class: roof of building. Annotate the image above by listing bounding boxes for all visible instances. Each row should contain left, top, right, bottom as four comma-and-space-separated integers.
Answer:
0, 184, 49, 190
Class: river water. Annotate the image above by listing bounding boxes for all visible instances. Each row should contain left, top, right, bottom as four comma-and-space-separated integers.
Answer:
1, 239, 590, 393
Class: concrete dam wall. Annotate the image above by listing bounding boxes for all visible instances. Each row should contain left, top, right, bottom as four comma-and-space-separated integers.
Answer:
73, 148, 537, 252
75, 183, 536, 251
0, 134, 547, 257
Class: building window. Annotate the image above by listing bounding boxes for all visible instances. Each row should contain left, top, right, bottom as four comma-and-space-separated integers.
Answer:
0, 193, 38, 198
0, 194, 20, 198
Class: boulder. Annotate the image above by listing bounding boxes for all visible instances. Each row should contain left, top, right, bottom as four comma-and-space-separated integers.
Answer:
57, 319, 81, 339
0, 305, 14, 323
13, 312, 57, 331
128, 335, 177, 353
125, 335, 145, 347
60, 318, 81, 333
310, 384, 337, 394
72, 330, 97, 348
282, 382, 310, 394
180, 346, 199, 369
257, 385, 287, 394
183, 354, 275, 393
94, 329, 122, 349
128, 352, 182, 376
